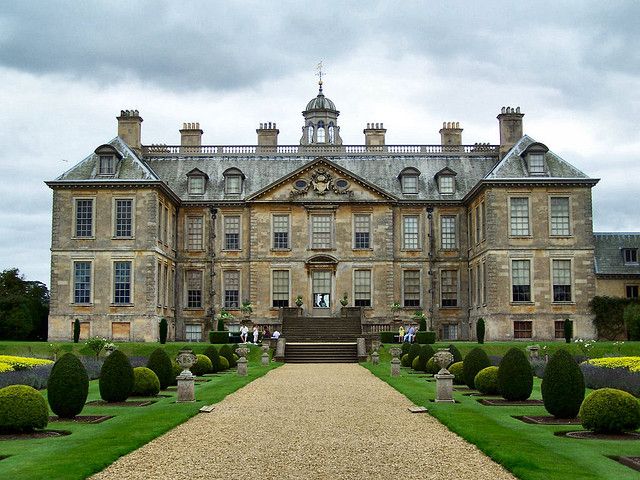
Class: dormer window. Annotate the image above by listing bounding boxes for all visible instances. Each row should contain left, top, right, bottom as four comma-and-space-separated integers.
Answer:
434, 167, 457, 194
94, 144, 122, 177
399, 167, 421, 194
223, 168, 245, 196
528, 153, 545, 174
522, 142, 549, 176
186, 168, 208, 196
624, 248, 638, 264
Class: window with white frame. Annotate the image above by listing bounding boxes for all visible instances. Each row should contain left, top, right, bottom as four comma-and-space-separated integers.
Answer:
624, 248, 638, 264
403, 270, 420, 307
442, 324, 458, 340
528, 153, 545, 174
99, 155, 116, 175
224, 216, 241, 250
188, 175, 205, 195
511, 259, 531, 302
438, 175, 455, 194
113, 261, 132, 304
440, 216, 456, 249
223, 271, 240, 308
272, 215, 290, 249
114, 199, 133, 238
225, 175, 242, 195
75, 199, 93, 237
552, 259, 572, 302
401, 175, 418, 194
402, 215, 419, 249
311, 214, 332, 249
272, 270, 289, 307
354, 270, 372, 307
186, 270, 203, 308
317, 121, 326, 143
354, 214, 371, 249
185, 324, 202, 342
510, 197, 530, 236
627, 285, 639, 300
73, 261, 91, 304
550, 197, 570, 236
186, 216, 203, 250
440, 270, 458, 307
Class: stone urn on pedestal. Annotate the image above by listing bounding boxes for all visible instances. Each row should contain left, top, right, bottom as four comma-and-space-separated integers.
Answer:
371, 340, 381, 365
261, 342, 270, 366
433, 348, 455, 403
175, 349, 197, 403
235, 346, 250, 376
389, 346, 402, 377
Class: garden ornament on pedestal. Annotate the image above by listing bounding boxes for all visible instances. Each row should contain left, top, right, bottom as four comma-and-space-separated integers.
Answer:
175, 349, 197, 403
433, 348, 455, 403
526, 345, 540, 361
236, 346, 250, 376
389, 346, 401, 377
261, 343, 270, 366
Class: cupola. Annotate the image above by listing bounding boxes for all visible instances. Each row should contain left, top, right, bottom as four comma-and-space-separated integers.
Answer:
300, 79, 342, 146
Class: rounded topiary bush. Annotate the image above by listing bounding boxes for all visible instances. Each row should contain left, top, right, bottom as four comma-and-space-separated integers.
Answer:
132, 367, 160, 396
425, 357, 439, 375
0, 385, 48, 432
47, 352, 89, 419
541, 348, 585, 418
401, 353, 411, 367
413, 344, 434, 372
579, 388, 640, 434
219, 355, 230, 371
204, 346, 221, 373
411, 355, 420, 370
99, 350, 134, 402
498, 348, 533, 401
401, 342, 411, 357
449, 362, 465, 385
219, 345, 236, 368
407, 343, 421, 366
191, 354, 213, 376
171, 360, 181, 385
448, 344, 463, 363
146, 348, 173, 390
474, 366, 499, 395
463, 347, 492, 389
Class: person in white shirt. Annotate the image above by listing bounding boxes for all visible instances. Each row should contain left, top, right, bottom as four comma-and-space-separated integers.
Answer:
240, 325, 249, 343
252, 325, 259, 344
272, 330, 281, 339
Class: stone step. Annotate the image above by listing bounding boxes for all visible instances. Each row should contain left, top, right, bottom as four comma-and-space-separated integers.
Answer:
284, 342, 358, 364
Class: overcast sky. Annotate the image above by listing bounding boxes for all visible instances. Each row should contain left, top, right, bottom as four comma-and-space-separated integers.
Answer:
1, 1, 639, 285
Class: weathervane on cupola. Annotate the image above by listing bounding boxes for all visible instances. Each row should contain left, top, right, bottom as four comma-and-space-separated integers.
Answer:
300, 61, 342, 146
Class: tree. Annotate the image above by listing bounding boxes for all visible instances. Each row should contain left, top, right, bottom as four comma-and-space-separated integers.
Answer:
0, 268, 49, 340
476, 318, 485, 344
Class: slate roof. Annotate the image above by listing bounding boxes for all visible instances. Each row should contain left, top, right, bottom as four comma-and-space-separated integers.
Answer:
594, 233, 640, 276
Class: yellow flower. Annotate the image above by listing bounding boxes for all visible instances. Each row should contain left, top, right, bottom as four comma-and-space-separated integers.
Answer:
585, 356, 640, 373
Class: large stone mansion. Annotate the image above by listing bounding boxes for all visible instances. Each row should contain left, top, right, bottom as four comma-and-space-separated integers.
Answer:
47, 82, 637, 343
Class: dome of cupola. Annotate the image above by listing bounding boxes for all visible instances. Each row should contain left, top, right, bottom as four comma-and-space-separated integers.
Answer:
304, 82, 337, 112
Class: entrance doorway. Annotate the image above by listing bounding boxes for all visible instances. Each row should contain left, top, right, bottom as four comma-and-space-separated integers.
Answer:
311, 270, 332, 316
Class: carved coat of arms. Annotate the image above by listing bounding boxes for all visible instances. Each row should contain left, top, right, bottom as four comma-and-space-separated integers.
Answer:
311, 168, 332, 195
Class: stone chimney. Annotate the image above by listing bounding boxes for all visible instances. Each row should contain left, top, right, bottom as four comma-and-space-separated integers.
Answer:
180, 122, 203, 152
363, 123, 386, 149
117, 110, 143, 151
256, 122, 279, 151
497, 106, 524, 159
439, 121, 463, 147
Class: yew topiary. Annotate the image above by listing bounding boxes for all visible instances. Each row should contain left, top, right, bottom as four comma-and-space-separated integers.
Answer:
449, 362, 465, 385
0, 385, 48, 432
99, 350, 134, 402
476, 318, 485, 344
425, 357, 439, 374
132, 367, 160, 396
220, 344, 236, 368
47, 352, 89, 418
413, 344, 435, 372
219, 355, 230, 370
580, 388, 640, 433
146, 348, 173, 390
474, 366, 499, 395
159, 318, 168, 344
407, 343, 421, 366
191, 354, 213, 376
204, 346, 221, 373
463, 347, 491, 389
448, 344, 463, 363
411, 355, 421, 370
541, 348, 585, 418
498, 348, 533, 401
401, 342, 411, 357
401, 353, 411, 367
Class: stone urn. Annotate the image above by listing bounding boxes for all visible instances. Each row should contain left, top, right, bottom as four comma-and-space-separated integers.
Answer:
235, 346, 250, 376
235, 347, 250, 359
433, 348, 454, 375
176, 349, 197, 377
389, 347, 402, 360
261, 343, 270, 366
389, 346, 402, 377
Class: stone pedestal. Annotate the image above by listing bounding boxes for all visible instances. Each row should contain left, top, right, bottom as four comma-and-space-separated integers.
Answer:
177, 374, 196, 402
357, 337, 367, 362
371, 351, 380, 365
237, 357, 248, 376
275, 337, 286, 362
435, 373, 455, 403
391, 358, 400, 377
261, 344, 270, 366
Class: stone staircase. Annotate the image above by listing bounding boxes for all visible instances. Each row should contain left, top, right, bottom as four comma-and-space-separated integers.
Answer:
284, 343, 358, 363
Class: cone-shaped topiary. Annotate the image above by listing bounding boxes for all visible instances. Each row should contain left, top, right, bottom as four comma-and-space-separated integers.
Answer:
0, 385, 48, 433
407, 343, 421, 366
132, 367, 160, 396
159, 318, 168, 344
463, 347, 491, 389
448, 344, 463, 363
219, 344, 236, 368
99, 350, 134, 402
401, 353, 411, 367
541, 349, 585, 418
563, 319, 572, 344
413, 344, 435, 372
476, 318, 485, 344
191, 354, 212, 376
401, 342, 411, 356
449, 362, 465, 385
219, 355, 230, 370
474, 366, 499, 395
579, 388, 640, 434
498, 348, 533, 401
204, 346, 221, 373
146, 348, 173, 390
47, 352, 89, 418
73, 319, 80, 343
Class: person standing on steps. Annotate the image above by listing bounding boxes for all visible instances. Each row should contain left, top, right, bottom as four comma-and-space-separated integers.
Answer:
252, 325, 259, 344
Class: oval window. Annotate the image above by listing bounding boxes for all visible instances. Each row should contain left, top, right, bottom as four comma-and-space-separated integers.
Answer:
335, 179, 349, 190
294, 179, 308, 190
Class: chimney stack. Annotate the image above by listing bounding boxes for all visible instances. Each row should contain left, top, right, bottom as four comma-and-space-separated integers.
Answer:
439, 121, 463, 148
180, 122, 203, 152
117, 110, 143, 152
497, 106, 524, 159
256, 122, 279, 152
363, 122, 387, 150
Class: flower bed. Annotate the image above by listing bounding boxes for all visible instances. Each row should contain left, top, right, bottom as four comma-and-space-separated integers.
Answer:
584, 356, 640, 372
580, 360, 640, 397
0, 356, 53, 371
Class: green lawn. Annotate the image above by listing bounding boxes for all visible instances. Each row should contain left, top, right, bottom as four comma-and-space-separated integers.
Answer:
0, 346, 280, 480
364, 346, 640, 480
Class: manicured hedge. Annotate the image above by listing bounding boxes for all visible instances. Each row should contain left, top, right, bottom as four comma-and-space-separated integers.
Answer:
580, 388, 640, 433
47, 353, 89, 418
204, 346, 221, 373
474, 366, 499, 395
146, 348, 173, 390
0, 385, 48, 432
463, 347, 491, 389
448, 344, 463, 363
498, 348, 533, 401
415, 331, 436, 344
380, 331, 395, 344
191, 354, 213, 376
99, 350, 134, 402
449, 362, 465, 385
132, 367, 160, 396
209, 331, 230, 344
541, 349, 585, 418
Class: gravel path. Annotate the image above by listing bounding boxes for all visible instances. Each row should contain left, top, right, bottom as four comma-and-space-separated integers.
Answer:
92, 364, 516, 480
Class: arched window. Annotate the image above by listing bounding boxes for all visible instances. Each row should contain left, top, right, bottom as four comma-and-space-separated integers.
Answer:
328, 123, 335, 144
307, 124, 314, 143
317, 121, 325, 143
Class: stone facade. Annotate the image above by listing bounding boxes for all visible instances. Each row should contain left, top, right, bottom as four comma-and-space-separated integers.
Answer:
47, 87, 605, 342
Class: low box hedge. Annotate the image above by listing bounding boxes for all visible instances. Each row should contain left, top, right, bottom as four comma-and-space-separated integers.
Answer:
415, 331, 436, 344
209, 331, 230, 344
380, 331, 395, 343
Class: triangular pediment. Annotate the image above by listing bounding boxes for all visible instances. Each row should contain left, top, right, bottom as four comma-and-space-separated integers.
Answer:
247, 157, 397, 202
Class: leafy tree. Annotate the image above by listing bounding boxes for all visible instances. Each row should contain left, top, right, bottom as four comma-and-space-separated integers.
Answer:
0, 268, 49, 340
